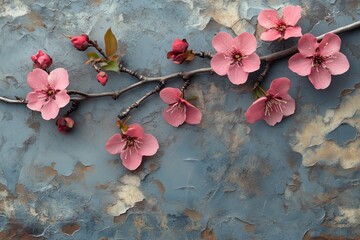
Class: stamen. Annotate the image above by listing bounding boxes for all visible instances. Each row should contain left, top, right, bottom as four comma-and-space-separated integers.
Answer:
264, 97, 287, 116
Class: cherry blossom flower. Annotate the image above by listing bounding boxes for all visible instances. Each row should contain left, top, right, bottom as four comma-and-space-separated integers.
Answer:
26, 68, 70, 120
167, 39, 194, 64
210, 32, 260, 85
245, 77, 295, 126
105, 123, 159, 170
258, 5, 302, 41
288, 33, 350, 89
31, 50, 53, 69
159, 87, 202, 127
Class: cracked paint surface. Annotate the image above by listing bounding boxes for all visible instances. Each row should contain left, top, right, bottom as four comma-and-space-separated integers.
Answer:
0, 0, 360, 239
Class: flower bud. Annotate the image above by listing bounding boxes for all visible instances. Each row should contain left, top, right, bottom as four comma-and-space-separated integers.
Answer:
70, 34, 89, 51
167, 39, 193, 64
56, 117, 75, 133
31, 50, 53, 69
97, 71, 108, 86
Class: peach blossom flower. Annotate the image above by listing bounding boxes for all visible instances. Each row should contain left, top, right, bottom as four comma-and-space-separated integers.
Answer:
160, 87, 202, 127
258, 5, 302, 41
245, 77, 295, 126
288, 33, 350, 89
26, 68, 70, 120
105, 123, 159, 170
210, 32, 260, 85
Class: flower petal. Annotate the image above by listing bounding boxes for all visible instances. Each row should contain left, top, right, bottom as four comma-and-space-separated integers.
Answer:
159, 87, 182, 104
139, 134, 159, 156
40, 100, 60, 120
27, 68, 49, 91
263, 109, 284, 126
260, 29, 282, 41
298, 34, 318, 57
105, 133, 125, 154
26, 92, 46, 111
121, 151, 142, 170
228, 64, 249, 85
308, 67, 332, 89
125, 123, 145, 138
288, 53, 313, 76
163, 104, 186, 127
282, 5, 302, 26
242, 52, 260, 73
257, 9, 280, 29
245, 97, 267, 124
281, 95, 296, 116
233, 32, 257, 55
184, 102, 202, 125
210, 53, 231, 76
267, 77, 291, 97
283, 26, 302, 39
212, 32, 233, 53
48, 68, 69, 90
326, 52, 350, 75
54, 90, 70, 108
318, 33, 341, 57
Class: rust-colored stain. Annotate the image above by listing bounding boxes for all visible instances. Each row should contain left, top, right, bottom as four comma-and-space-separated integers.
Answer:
24, 11, 43, 32
114, 214, 128, 224
152, 179, 165, 195
244, 223, 255, 233
61, 162, 94, 184
201, 226, 217, 240
26, 112, 40, 132
61, 222, 80, 236
0, 223, 45, 240
184, 208, 203, 221
91, 0, 102, 5
15, 183, 37, 204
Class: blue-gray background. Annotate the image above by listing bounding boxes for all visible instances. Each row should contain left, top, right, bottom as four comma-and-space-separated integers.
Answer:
0, 0, 359, 239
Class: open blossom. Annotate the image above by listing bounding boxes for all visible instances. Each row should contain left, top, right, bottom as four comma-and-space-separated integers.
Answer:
167, 39, 193, 64
31, 50, 53, 69
105, 123, 159, 170
288, 33, 350, 89
26, 68, 70, 120
258, 5, 302, 41
210, 32, 260, 85
245, 77, 295, 126
159, 87, 202, 127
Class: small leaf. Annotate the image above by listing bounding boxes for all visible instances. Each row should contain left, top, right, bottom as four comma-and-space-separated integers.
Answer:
84, 59, 94, 65
108, 54, 120, 61
102, 61, 120, 72
104, 28, 118, 57
87, 52, 100, 59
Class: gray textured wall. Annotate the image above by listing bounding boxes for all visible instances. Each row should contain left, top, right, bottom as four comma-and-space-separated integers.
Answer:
0, 0, 360, 239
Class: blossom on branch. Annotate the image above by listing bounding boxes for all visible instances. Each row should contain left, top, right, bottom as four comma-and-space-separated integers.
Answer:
245, 77, 295, 126
31, 50, 53, 69
56, 116, 75, 133
97, 71, 108, 86
70, 34, 90, 51
210, 32, 260, 85
257, 5, 302, 41
105, 123, 159, 170
288, 33, 350, 89
167, 39, 194, 64
26, 68, 70, 120
159, 87, 202, 127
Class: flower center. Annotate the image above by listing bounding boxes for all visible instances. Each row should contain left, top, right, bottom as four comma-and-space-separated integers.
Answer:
167, 101, 186, 114
264, 97, 287, 116
122, 135, 142, 158
47, 89, 55, 97
312, 55, 324, 67
277, 24, 287, 32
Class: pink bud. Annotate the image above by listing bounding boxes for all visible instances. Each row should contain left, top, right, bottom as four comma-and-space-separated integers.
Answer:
167, 39, 190, 64
172, 39, 188, 53
70, 34, 89, 51
31, 50, 53, 69
56, 117, 75, 133
97, 71, 108, 86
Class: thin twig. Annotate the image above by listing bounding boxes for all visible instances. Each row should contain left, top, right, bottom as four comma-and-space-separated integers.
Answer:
193, 51, 213, 58
119, 64, 147, 81
118, 82, 164, 119
253, 63, 271, 89
89, 40, 108, 60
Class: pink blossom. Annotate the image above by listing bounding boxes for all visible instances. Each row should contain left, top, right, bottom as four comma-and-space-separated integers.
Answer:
258, 5, 302, 41
70, 34, 89, 51
105, 123, 159, 170
26, 68, 70, 120
167, 39, 193, 64
210, 32, 260, 85
31, 50, 53, 69
159, 87, 202, 127
245, 77, 295, 126
288, 33, 350, 89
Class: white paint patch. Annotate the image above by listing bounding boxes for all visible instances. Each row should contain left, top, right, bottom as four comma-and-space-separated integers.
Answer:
334, 207, 360, 227
0, 0, 30, 18
291, 85, 360, 169
107, 175, 145, 216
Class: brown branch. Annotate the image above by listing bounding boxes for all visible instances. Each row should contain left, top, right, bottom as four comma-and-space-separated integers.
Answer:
119, 64, 147, 81
89, 40, 108, 60
193, 51, 213, 58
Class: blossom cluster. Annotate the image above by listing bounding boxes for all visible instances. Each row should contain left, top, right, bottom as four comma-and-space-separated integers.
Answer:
22, 5, 350, 170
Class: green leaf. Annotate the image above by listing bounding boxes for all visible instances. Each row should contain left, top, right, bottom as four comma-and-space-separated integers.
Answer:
104, 28, 118, 57
102, 61, 120, 72
87, 52, 100, 59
